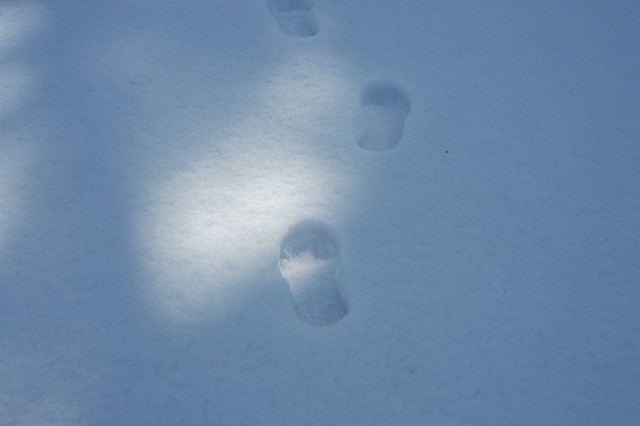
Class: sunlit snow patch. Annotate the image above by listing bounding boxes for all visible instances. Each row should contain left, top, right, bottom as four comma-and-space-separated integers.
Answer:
0, 2, 45, 116
137, 154, 336, 323
0, 1, 46, 57
135, 54, 355, 324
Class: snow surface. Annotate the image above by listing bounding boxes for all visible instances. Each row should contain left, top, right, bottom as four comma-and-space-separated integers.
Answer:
1, 0, 639, 424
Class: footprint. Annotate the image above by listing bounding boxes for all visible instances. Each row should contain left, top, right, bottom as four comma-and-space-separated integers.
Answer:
267, 0, 319, 38
357, 81, 411, 151
279, 219, 348, 326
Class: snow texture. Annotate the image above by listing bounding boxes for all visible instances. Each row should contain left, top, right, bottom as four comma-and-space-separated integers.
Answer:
1, 0, 639, 425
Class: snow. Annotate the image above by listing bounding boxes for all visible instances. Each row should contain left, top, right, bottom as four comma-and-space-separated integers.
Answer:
1, 0, 639, 424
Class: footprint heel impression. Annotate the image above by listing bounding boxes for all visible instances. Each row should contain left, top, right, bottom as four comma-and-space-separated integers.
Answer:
279, 219, 348, 326
268, 0, 319, 38
357, 81, 411, 151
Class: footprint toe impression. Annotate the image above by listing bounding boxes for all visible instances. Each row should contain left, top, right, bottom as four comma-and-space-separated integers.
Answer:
268, 0, 319, 38
357, 81, 411, 151
280, 219, 347, 326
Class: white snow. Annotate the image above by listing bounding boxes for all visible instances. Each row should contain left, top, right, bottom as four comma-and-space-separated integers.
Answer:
1, 0, 639, 425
